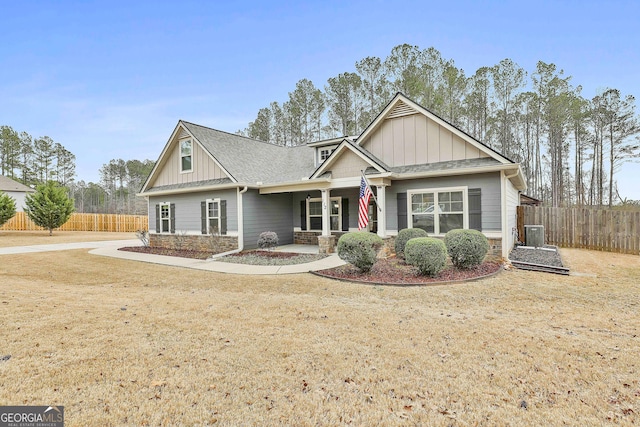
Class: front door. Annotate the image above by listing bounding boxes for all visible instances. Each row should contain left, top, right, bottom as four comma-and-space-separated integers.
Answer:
367, 201, 378, 233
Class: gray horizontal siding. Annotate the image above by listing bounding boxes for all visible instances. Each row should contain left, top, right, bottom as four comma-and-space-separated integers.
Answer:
149, 189, 238, 233
386, 172, 502, 232
243, 190, 293, 249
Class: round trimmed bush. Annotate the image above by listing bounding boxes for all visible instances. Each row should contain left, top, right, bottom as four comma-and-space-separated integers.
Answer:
394, 228, 428, 259
337, 232, 383, 273
404, 237, 447, 277
257, 231, 279, 250
444, 229, 489, 269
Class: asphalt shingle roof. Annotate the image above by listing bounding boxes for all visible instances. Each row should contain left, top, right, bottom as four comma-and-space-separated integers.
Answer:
182, 122, 316, 184
143, 178, 234, 194
389, 157, 501, 174
0, 175, 33, 192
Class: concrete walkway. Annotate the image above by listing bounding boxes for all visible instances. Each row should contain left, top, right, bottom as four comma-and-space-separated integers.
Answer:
0, 239, 345, 275
0, 239, 142, 255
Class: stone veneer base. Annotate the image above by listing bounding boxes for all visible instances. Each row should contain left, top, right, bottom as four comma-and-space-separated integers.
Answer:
150, 233, 238, 256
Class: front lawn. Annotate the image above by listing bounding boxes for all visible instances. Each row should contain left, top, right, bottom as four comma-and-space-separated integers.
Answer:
0, 248, 638, 425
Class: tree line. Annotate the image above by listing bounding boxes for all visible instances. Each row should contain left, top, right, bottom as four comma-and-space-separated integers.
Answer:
0, 126, 154, 214
238, 44, 640, 207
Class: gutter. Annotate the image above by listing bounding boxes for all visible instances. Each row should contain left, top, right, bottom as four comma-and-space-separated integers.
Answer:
207, 186, 248, 260
138, 183, 256, 198
501, 169, 522, 260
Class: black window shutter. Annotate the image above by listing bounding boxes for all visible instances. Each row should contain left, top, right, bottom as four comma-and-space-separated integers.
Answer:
201, 201, 207, 234
220, 200, 227, 235
342, 198, 349, 231
468, 188, 482, 231
397, 192, 407, 230
170, 203, 176, 234
155, 204, 160, 233
300, 200, 307, 230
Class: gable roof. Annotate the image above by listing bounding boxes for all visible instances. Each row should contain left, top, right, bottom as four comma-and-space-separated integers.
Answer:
140, 121, 318, 194
182, 121, 315, 184
141, 92, 526, 195
310, 139, 389, 179
0, 175, 33, 193
356, 92, 514, 164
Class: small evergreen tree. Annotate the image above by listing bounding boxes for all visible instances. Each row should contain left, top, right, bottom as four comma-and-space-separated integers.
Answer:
24, 181, 74, 235
0, 191, 17, 227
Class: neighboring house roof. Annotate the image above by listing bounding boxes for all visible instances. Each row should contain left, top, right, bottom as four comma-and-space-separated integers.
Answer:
0, 175, 33, 193
520, 193, 542, 206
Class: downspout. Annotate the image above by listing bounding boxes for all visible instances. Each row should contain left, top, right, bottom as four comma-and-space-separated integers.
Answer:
208, 186, 248, 260
502, 170, 520, 259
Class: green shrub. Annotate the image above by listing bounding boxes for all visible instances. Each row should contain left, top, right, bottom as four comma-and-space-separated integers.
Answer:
405, 237, 447, 277
337, 232, 383, 273
257, 231, 279, 250
0, 191, 16, 227
24, 181, 74, 236
394, 228, 428, 259
444, 229, 489, 269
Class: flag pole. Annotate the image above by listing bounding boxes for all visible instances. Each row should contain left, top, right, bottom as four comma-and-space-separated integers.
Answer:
361, 170, 382, 212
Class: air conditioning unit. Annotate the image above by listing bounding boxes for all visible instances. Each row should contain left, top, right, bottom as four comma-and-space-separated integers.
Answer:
524, 225, 544, 247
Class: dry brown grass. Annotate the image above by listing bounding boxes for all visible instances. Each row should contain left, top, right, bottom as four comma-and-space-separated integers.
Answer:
0, 231, 137, 247
0, 245, 639, 426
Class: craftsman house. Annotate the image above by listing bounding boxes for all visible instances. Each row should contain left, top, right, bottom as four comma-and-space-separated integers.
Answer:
139, 93, 526, 258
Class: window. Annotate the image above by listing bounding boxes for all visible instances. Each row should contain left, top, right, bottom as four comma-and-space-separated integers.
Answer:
180, 139, 192, 172
408, 187, 467, 235
317, 146, 337, 164
160, 203, 171, 233
206, 199, 220, 234
307, 197, 341, 231
320, 148, 333, 161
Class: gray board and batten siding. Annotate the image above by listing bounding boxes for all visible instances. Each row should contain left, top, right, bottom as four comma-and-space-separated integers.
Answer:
149, 189, 238, 234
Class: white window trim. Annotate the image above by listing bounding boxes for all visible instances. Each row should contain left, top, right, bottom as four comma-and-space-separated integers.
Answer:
206, 198, 221, 234
159, 202, 171, 234
317, 145, 337, 165
407, 186, 469, 236
306, 197, 341, 231
180, 139, 193, 173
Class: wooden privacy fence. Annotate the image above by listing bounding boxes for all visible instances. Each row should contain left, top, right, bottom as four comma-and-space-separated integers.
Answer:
1, 212, 148, 233
518, 206, 640, 255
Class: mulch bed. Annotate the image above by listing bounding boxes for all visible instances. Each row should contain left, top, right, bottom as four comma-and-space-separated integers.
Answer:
119, 246, 503, 285
315, 257, 503, 286
118, 246, 214, 260
225, 250, 302, 259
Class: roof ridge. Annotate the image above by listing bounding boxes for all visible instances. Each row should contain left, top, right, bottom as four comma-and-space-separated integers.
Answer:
180, 120, 291, 149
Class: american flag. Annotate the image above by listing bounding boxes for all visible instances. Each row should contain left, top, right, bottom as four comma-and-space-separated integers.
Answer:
358, 177, 373, 230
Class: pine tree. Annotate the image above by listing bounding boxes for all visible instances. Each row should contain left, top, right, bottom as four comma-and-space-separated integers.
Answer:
0, 191, 16, 227
24, 181, 74, 235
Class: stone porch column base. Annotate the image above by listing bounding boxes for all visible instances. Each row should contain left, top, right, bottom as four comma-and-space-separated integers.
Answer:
317, 235, 337, 254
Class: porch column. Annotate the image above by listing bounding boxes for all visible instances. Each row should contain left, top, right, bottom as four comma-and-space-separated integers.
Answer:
318, 189, 335, 254
376, 185, 387, 238
321, 189, 331, 237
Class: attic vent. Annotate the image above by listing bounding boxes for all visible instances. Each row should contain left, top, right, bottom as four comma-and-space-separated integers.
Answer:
387, 101, 418, 119
178, 128, 190, 139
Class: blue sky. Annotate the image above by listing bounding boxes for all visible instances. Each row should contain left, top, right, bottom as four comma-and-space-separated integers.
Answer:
1, 0, 639, 199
